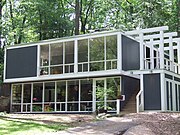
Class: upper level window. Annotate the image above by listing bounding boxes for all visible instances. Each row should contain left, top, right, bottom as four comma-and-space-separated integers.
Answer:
40, 41, 74, 76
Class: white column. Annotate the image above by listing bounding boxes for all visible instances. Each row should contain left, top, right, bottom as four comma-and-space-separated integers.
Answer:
159, 31, 164, 69
54, 81, 57, 112
30, 83, 33, 112
104, 79, 107, 110
160, 73, 165, 111
74, 39, 78, 73
42, 82, 45, 112
117, 33, 122, 71
92, 79, 96, 112
169, 36, 174, 71
150, 38, 154, 69
21, 84, 24, 112
177, 41, 180, 74
140, 74, 144, 111
172, 82, 176, 111
139, 32, 144, 70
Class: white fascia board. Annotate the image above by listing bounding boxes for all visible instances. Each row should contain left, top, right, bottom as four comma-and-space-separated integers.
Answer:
125, 26, 169, 35
6, 31, 122, 50
4, 70, 123, 83
122, 69, 164, 75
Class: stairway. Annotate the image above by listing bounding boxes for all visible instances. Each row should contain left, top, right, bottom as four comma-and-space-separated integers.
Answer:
121, 89, 139, 114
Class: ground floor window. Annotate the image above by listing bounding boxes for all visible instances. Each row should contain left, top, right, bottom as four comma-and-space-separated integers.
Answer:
11, 77, 121, 113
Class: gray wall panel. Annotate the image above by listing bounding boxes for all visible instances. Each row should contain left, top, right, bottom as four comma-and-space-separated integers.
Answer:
144, 73, 161, 110
6, 46, 37, 79
122, 35, 140, 70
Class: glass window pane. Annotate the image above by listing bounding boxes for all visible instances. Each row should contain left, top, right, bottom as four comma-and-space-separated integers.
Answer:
12, 84, 22, 103
40, 45, 49, 66
65, 41, 74, 64
57, 81, 66, 102
50, 66, 63, 74
80, 80, 92, 101
67, 80, 79, 101
78, 39, 88, 62
107, 78, 120, 100
33, 83, 43, 103
90, 37, 104, 61
44, 82, 55, 102
106, 35, 117, 60
50, 43, 63, 65
23, 84, 31, 103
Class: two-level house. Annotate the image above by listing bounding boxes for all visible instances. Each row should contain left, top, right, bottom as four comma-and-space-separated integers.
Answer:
4, 26, 180, 113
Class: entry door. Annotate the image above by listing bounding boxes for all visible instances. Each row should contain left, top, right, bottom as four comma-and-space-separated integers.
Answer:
93, 79, 106, 111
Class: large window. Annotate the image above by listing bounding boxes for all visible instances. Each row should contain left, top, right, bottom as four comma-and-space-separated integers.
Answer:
50, 43, 63, 75
23, 84, 31, 112
77, 35, 117, 72
40, 41, 74, 75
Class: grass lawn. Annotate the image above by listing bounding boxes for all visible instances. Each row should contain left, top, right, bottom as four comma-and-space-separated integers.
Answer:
0, 117, 70, 135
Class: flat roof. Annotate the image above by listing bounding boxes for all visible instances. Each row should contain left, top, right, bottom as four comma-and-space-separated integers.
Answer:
6, 29, 137, 49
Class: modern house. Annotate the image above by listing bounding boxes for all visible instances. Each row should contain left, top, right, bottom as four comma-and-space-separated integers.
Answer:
4, 26, 180, 113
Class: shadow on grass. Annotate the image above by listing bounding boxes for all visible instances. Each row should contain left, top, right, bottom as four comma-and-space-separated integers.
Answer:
0, 117, 69, 135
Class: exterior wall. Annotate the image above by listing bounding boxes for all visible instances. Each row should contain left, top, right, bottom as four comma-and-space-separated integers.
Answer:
122, 35, 140, 71
6, 46, 37, 79
144, 73, 161, 110
121, 76, 140, 109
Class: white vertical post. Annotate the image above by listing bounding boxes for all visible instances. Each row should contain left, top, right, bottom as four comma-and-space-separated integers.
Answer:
160, 73, 165, 111
42, 82, 45, 112
159, 31, 164, 69
74, 40, 78, 73
78, 80, 81, 112
150, 38, 154, 69
116, 99, 120, 114
65, 81, 67, 112
21, 84, 24, 112
92, 79, 96, 112
169, 36, 174, 71
104, 79, 107, 110
139, 32, 144, 70
140, 74, 144, 111
172, 82, 176, 111
104, 37, 107, 70
37, 45, 40, 76
30, 83, 33, 112
177, 41, 180, 74
117, 33, 122, 70
54, 81, 57, 112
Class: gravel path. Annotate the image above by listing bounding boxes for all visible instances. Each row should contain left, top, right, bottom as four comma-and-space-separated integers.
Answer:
5, 112, 180, 135
51, 112, 180, 135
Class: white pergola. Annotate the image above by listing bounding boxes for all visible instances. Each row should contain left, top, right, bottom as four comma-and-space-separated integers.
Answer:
125, 26, 180, 74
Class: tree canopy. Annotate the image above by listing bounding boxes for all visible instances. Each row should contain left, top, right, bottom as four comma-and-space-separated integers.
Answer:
0, 0, 179, 83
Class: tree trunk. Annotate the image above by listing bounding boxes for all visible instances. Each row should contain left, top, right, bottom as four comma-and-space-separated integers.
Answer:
75, 0, 80, 35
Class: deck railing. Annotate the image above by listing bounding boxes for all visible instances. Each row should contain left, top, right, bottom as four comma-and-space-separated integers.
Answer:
144, 57, 180, 74
136, 89, 143, 113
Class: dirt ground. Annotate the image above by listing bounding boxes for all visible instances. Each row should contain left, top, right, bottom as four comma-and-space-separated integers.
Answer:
4, 112, 180, 135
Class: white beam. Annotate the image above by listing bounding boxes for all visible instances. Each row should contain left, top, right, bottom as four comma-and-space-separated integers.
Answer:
125, 26, 169, 35
135, 32, 177, 40
146, 38, 180, 45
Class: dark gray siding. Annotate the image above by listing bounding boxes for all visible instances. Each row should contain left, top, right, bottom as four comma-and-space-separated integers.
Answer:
122, 35, 140, 71
144, 73, 161, 110
121, 76, 140, 109
6, 46, 37, 79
